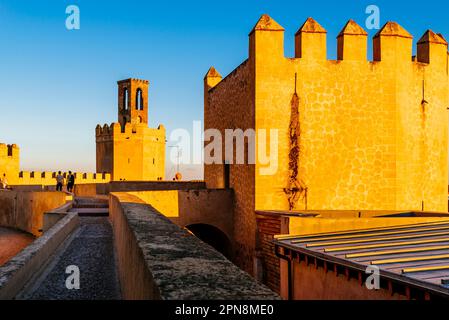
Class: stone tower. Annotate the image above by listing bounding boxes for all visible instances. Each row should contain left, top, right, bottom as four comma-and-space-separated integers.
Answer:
204, 14, 449, 275
96, 79, 166, 181
117, 78, 149, 129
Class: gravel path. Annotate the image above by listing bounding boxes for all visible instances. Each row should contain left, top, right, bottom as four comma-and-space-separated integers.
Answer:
26, 216, 121, 300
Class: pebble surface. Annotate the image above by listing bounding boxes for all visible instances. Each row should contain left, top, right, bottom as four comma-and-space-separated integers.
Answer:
27, 216, 121, 300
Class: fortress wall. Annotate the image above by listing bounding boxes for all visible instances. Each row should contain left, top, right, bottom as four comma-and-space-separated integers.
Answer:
96, 123, 165, 181
73, 181, 206, 197
0, 144, 19, 184
250, 18, 449, 214
14, 171, 111, 186
0, 191, 67, 236
204, 60, 258, 274
205, 15, 449, 276
1, 141, 110, 187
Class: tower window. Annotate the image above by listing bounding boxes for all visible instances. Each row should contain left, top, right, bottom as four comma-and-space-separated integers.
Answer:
136, 88, 143, 110
123, 88, 129, 110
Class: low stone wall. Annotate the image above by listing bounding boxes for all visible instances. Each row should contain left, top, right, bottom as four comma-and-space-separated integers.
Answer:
0, 191, 67, 236
43, 201, 74, 233
74, 181, 206, 197
109, 192, 279, 300
0, 212, 79, 299
73, 183, 103, 197
107, 181, 206, 193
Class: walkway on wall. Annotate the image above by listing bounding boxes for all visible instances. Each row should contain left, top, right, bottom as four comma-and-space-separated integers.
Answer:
18, 198, 121, 300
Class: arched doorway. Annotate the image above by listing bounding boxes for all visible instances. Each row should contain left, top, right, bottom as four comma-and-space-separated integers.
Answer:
185, 224, 232, 259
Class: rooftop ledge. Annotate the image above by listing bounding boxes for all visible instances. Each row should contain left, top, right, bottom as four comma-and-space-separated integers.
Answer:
110, 193, 279, 300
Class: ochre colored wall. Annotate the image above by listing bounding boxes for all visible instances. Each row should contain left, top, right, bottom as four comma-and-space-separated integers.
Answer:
205, 15, 449, 276
0, 191, 67, 236
0, 142, 111, 187
96, 122, 165, 181
253, 19, 448, 213
0, 144, 19, 184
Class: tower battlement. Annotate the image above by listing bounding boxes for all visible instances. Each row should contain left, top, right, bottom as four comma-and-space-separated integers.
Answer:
246, 15, 448, 66
95, 122, 165, 138
0, 143, 19, 158
0, 141, 108, 186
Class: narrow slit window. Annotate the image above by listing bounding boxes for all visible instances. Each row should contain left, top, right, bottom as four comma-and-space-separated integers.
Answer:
136, 88, 143, 110
123, 88, 129, 110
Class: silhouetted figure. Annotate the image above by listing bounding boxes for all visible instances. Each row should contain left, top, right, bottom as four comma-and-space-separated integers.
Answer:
56, 171, 64, 191
67, 171, 75, 193
1, 173, 8, 189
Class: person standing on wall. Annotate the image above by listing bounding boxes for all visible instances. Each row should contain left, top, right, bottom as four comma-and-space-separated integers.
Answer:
1, 173, 8, 189
67, 171, 75, 193
56, 171, 64, 191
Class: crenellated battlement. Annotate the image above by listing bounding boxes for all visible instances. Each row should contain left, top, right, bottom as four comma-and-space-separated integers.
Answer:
17, 171, 111, 186
249, 15, 448, 66
0, 143, 19, 158
95, 122, 165, 139
117, 78, 149, 85
95, 123, 121, 137
1, 141, 111, 186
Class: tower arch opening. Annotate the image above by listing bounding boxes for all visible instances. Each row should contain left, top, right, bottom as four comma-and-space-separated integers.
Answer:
185, 224, 232, 259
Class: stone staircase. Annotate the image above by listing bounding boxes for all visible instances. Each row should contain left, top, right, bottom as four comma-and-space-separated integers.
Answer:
71, 197, 109, 217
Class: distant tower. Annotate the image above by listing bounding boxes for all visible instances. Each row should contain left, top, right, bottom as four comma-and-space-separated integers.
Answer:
117, 79, 149, 129
96, 78, 166, 181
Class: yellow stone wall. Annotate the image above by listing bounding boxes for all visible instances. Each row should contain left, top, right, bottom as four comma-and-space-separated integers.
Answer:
0, 144, 19, 182
204, 14, 449, 275
96, 122, 166, 181
0, 142, 111, 186
252, 17, 448, 213
96, 78, 166, 182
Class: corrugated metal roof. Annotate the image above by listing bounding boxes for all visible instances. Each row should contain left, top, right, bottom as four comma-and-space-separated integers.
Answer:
274, 220, 449, 297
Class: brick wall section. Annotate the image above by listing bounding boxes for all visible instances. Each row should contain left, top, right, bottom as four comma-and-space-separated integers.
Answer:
256, 213, 282, 293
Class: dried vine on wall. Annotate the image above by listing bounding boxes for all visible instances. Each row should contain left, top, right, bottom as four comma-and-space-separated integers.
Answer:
283, 74, 308, 210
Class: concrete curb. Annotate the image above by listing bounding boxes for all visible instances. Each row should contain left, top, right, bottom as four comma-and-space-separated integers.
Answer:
0, 212, 80, 299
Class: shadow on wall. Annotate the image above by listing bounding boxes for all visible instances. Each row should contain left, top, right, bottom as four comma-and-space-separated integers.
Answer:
185, 224, 233, 259
0, 191, 67, 236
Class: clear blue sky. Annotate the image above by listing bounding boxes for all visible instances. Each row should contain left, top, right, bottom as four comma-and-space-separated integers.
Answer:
0, 0, 448, 179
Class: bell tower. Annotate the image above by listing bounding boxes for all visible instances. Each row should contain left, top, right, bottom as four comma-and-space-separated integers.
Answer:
117, 78, 149, 129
